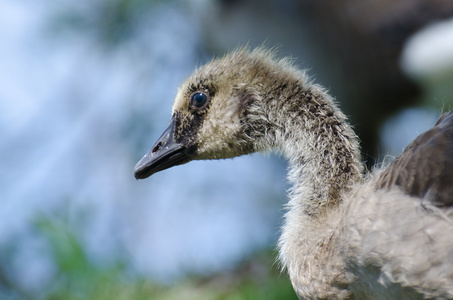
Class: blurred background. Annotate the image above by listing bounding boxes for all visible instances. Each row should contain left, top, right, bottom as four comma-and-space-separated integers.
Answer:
1, 0, 453, 299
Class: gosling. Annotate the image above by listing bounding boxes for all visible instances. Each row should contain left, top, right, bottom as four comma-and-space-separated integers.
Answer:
134, 48, 453, 299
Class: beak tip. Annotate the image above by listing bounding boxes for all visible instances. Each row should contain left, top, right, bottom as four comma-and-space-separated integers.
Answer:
134, 154, 151, 180
134, 168, 149, 180
134, 164, 149, 180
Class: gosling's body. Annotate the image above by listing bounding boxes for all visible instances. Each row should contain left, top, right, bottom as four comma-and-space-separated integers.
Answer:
135, 48, 453, 299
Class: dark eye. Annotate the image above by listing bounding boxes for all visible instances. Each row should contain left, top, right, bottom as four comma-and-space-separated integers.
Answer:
191, 92, 208, 108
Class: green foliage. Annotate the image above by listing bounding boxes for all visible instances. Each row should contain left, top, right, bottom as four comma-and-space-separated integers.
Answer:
0, 215, 296, 300
33, 217, 148, 300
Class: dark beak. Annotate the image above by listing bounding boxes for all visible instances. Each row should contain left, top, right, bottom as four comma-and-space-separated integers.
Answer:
134, 116, 192, 179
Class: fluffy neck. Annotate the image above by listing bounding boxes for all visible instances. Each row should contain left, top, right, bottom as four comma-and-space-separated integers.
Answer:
246, 69, 362, 297
250, 74, 363, 215
279, 87, 362, 216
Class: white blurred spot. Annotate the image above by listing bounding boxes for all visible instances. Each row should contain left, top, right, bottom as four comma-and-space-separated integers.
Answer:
400, 17, 453, 79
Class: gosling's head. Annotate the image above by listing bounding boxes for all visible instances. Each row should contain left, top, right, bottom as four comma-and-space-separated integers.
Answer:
134, 48, 305, 179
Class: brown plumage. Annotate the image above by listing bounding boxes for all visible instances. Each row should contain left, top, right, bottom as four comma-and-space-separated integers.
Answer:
134, 48, 453, 299
376, 111, 453, 207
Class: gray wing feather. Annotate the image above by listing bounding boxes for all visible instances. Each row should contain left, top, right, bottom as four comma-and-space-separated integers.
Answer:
376, 111, 453, 207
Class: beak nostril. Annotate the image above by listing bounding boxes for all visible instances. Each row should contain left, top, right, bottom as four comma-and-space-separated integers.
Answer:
152, 142, 162, 153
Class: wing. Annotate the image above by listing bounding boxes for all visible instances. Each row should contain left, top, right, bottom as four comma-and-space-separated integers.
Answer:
376, 110, 453, 207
